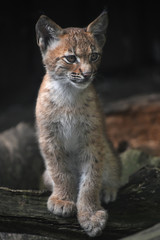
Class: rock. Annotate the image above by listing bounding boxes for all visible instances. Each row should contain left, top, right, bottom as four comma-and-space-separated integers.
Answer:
0, 122, 43, 189
120, 148, 160, 184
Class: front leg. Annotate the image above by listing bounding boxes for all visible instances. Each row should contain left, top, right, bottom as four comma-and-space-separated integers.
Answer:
40, 136, 77, 217
101, 141, 121, 204
47, 182, 77, 217
77, 151, 107, 237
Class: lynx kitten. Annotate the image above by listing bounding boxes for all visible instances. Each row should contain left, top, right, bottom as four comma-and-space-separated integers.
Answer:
35, 11, 121, 237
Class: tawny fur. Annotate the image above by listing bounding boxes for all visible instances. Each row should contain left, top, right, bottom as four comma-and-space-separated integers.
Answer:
35, 11, 121, 237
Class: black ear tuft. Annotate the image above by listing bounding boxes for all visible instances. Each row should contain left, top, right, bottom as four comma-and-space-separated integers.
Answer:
35, 15, 62, 53
87, 11, 108, 47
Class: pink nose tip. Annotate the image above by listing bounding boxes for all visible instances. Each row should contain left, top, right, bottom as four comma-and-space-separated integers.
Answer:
83, 72, 92, 80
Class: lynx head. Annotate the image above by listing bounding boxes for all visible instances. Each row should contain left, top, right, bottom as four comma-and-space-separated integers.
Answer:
36, 11, 108, 89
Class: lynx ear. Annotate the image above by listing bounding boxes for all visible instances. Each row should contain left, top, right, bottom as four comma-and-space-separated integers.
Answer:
87, 11, 108, 47
35, 15, 63, 53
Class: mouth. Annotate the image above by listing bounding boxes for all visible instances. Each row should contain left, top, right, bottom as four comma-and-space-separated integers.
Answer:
70, 78, 93, 89
71, 78, 89, 84
68, 72, 97, 89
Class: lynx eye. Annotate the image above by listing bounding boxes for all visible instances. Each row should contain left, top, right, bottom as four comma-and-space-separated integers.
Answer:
64, 55, 77, 64
90, 53, 99, 62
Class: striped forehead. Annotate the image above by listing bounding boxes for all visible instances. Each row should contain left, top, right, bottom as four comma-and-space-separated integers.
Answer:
64, 29, 96, 56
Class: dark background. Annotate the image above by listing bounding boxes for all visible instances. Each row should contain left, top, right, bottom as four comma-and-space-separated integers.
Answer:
1, 0, 160, 129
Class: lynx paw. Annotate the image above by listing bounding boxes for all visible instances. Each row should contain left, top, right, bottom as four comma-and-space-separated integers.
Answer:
78, 210, 108, 237
102, 187, 118, 204
47, 195, 76, 217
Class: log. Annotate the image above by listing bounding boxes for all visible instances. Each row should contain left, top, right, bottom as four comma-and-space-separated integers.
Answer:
2, 224, 160, 240
105, 93, 160, 156
120, 223, 160, 240
0, 232, 54, 240
0, 166, 160, 240
104, 93, 160, 115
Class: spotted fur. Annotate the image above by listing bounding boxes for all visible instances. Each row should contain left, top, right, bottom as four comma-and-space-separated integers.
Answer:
35, 11, 121, 237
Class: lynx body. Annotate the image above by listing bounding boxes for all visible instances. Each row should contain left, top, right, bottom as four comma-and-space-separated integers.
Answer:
35, 11, 121, 237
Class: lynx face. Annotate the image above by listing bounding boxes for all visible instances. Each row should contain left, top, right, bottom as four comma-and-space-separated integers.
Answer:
36, 12, 108, 89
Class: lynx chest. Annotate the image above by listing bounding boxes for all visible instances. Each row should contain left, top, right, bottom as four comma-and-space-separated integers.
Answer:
54, 109, 87, 152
